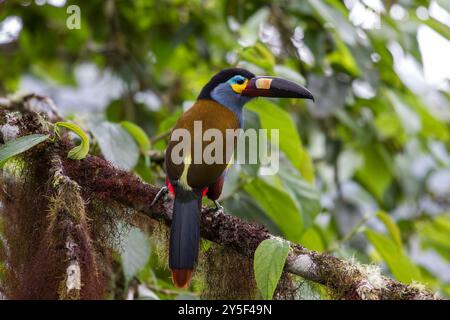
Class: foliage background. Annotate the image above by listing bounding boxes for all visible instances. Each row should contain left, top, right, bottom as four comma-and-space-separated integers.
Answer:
0, 0, 449, 299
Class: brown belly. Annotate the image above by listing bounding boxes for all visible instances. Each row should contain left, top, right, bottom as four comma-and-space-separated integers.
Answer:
165, 99, 240, 189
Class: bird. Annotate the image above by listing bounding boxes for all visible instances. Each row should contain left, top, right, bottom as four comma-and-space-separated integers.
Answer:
151, 67, 314, 288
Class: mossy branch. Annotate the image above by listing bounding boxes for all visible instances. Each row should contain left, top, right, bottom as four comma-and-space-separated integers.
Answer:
62, 155, 439, 300
0, 96, 440, 300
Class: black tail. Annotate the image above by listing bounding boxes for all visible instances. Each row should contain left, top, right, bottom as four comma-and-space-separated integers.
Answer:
169, 189, 201, 288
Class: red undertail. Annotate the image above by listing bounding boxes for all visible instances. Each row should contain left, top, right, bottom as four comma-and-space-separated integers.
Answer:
171, 268, 194, 288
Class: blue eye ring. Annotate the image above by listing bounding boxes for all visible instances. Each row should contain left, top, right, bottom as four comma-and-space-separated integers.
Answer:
228, 75, 246, 85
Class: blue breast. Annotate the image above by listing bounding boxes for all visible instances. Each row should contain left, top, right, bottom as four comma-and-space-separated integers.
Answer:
210, 83, 253, 127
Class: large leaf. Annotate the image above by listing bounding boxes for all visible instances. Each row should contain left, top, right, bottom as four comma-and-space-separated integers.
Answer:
279, 169, 321, 229
0, 134, 49, 167
355, 145, 392, 202
55, 122, 90, 160
244, 177, 303, 242
307, 0, 359, 46
240, 109, 262, 177
377, 211, 402, 248
246, 99, 315, 183
327, 40, 360, 77
90, 121, 140, 170
254, 238, 290, 300
374, 111, 406, 142
133, 156, 153, 183
120, 227, 151, 281
366, 230, 422, 284
120, 121, 151, 153
307, 0, 361, 77
300, 227, 325, 252
419, 214, 450, 261
274, 65, 305, 85
239, 8, 270, 47
385, 91, 421, 135
403, 92, 449, 142
223, 191, 281, 234
386, 90, 449, 141
239, 42, 275, 71
422, 18, 450, 41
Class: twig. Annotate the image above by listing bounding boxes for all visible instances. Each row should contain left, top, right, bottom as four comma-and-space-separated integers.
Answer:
151, 130, 171, 144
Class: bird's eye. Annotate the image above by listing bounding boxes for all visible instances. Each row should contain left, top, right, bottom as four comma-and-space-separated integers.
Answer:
236, 78, 245, 85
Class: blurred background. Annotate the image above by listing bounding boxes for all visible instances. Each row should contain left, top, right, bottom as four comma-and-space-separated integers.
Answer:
0, 0, 449, 299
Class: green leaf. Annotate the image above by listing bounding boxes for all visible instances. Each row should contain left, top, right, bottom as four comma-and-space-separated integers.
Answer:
31, 60, 76, 86
0, 134, 49, 167
55, 122, 90, 160
133, 156, 153, 183
308, 0, 358, 46
374, 111, 405, 141
300, 228, 325, 252
279, 169, 321, 230
355, 145, 392, 202
403, 92, 449, 141
244, 177, 303, 242
422, 18, 450, 41
327, 40, 360, 77
377, 211, 402, 248
385, 90, 449, 141
366, 230, 422, 284
254, 238, 290, 300
239, 42, 275, 71
223, 191, 281, 234
239, 8, 270, 47
105, 99, 124, 123
120, 121, 151, 153
385, 91, 421, 135
158, 111, 182, 133
419, 214, 450, 261
307, 0, 361, 76
154, 110, 182, 150
89, 121, 140, 170
274, 65, 305, 85
240, 109, 263, 176
246, 99, 315, 183
120, 226, 151, 281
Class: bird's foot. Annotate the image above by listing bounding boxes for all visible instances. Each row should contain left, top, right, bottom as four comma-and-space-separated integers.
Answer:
150, 186, 168, 208
212, 200, 224, 217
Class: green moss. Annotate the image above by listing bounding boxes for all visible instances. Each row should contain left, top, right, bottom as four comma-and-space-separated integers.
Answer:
313, 254, 367, 300
199, 244, 257, 300
149, 221, 170, 271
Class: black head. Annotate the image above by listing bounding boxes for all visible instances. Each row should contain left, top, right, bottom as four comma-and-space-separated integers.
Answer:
197, 67, 314, 102
198, 68, 255, 100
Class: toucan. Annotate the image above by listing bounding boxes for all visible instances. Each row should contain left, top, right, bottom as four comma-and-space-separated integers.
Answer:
152, 68, 314, 288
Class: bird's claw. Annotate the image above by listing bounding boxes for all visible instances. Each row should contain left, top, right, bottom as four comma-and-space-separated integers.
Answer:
212, 200, 224, 217
150, 186, 168, 208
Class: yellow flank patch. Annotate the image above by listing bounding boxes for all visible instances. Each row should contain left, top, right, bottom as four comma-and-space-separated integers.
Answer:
226, 151, 234, 170
180, 154, 192, 189
255, 78, 272, 89
231, 79, 248, 94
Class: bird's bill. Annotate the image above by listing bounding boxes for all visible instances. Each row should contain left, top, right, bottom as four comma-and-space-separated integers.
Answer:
241, 76, 314, 101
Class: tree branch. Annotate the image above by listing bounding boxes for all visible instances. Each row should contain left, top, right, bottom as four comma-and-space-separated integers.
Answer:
0, 97, 440, 300
61, 154, 438, 300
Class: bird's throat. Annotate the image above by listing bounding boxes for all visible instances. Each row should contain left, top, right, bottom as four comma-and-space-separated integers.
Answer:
210, 83, 252, 127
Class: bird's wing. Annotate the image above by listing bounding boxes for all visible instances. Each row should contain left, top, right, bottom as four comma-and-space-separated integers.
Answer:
165, 100, 240, 190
